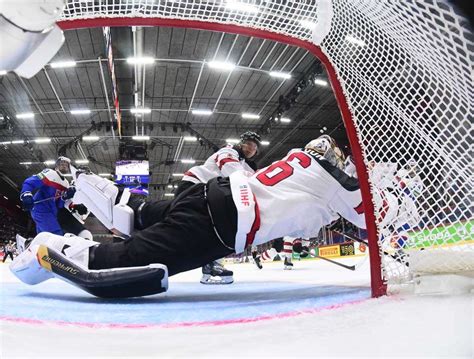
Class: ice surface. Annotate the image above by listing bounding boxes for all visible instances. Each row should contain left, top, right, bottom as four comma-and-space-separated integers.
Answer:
1, 256, 472, 358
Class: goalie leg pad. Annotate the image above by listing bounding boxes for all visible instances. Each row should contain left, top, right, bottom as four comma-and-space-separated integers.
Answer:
10, 244, 54, 285
10, 232, 101, 285
73, 173, 134, 235
36, 245, 168, 298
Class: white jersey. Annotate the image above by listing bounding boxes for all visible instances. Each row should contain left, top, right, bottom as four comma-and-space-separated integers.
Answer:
182, 145, 256, 184
229, 149, 366, 253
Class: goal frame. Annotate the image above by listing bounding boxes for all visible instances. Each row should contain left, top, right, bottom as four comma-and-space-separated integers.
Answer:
57, 17, 386, 297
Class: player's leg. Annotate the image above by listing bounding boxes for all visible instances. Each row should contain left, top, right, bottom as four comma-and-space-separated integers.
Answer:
31, 211, 64, 235
90, 183, 235, 277
10, 232, 168, 298
251, 244, 263, 269
283, 237, 295, 270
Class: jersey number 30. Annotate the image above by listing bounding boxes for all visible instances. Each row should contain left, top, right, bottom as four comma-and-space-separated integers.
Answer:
256, 152, 311, 186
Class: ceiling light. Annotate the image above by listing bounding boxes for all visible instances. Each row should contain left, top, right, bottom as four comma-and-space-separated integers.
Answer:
16, 112, 34, 119
191, 109, 213, 116
226, 138, 240, 144
346, 35, 366, 47
167, 185, 173, 188
172, 173, 184, 177
20, 162, 33, 165
183, 136, 197, 142
70, 109, 91, 115
3, 196, 8, 200
280, 117, 291, 123
0, 141, 11, 145
207, 61, 235, 71
0, 70, 7, 75
34, 138, 51, 144
269, 71, 292, 80
130, 108, 151, 114
11, 140, 24, 144
44, 160, 55, 165
314, 79, 328, 86
82, 136, 100, 141
50, 61, 77, 68
225, 1, 259, 13
241, 113, 260, 120
300, 19, 317, 30
164, 193, 175, 197
261, 141, 270, 146
132, 135, 150, 141
126, 57, 155, 65
75, 159, 89, 164
181, 159, 196, 164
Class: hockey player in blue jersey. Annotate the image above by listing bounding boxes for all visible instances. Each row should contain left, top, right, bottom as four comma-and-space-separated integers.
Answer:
20, 157, 77, 235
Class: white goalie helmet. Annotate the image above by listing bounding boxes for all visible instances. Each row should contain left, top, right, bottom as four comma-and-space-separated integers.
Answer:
304, 135, 345, 169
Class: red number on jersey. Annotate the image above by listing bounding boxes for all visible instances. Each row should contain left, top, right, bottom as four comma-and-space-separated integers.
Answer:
256, 152, 311, 186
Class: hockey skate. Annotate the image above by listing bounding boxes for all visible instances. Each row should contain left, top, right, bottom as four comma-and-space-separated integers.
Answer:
200, 260, 234, 284
284, 257, 294, 270
252, 251, 263, 269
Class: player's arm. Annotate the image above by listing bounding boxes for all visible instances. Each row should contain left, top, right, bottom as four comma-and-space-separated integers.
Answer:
20, 173, 46, 194
215, 147, 246, 177
329, 182, 367, 230
20, 173, 48, 210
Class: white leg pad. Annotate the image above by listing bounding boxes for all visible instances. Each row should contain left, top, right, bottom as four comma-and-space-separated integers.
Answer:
73, 173, 134, 235
10, 244, 54, 285
10, 232, 100, 285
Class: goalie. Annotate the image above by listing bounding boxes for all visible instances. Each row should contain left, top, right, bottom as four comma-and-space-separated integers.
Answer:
10, 135, 368, 298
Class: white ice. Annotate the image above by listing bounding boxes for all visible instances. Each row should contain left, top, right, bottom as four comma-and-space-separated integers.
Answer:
0, 255, 472, 358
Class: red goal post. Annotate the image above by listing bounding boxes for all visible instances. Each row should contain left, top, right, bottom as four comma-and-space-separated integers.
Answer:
57, 0, 473, 297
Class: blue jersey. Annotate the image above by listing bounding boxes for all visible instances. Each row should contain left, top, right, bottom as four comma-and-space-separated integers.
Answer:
21, 168, 69, 216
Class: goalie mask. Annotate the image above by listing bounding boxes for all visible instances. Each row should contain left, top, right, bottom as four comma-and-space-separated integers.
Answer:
304, 135, 345, 169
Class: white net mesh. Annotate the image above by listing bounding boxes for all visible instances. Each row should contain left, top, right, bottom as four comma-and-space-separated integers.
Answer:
59, 0, 473, 286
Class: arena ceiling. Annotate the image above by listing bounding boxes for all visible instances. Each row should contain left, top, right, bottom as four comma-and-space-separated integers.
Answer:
0, 26, 348, 201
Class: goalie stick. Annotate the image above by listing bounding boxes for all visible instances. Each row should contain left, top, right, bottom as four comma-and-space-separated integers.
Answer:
301, 250, 356, 271
331, 230, 409, 267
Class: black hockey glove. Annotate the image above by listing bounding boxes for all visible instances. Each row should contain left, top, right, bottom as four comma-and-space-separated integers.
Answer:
62, 186, 76, 200
20, 192, 34, 211
72, 204, 88, 215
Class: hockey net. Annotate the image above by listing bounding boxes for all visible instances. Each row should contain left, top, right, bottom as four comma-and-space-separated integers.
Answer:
57, 0, 473, 296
